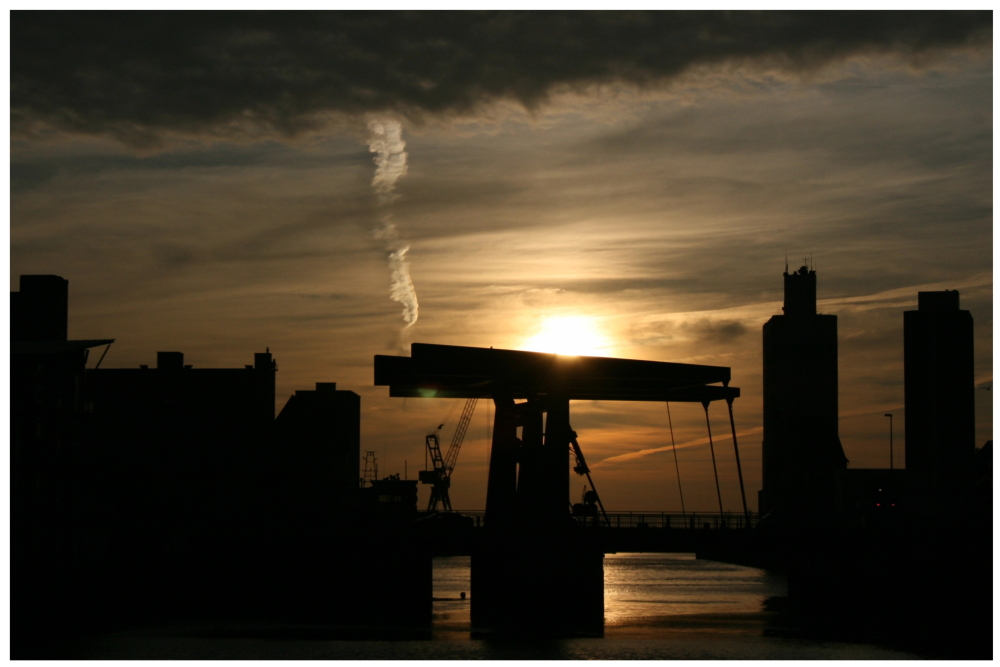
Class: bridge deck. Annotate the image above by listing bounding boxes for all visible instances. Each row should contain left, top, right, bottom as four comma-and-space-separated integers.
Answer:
449, 510, 758, 531
376, 343, 739, 402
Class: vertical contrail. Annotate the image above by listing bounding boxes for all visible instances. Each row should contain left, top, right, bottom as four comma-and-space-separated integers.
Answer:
368, 119, 418, 331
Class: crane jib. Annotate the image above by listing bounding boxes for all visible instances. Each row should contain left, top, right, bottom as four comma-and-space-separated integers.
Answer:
423, 397, 478, 512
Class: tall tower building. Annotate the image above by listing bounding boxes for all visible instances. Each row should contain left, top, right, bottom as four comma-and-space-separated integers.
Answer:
904, 291, 974, 497
761, 265, 847, 519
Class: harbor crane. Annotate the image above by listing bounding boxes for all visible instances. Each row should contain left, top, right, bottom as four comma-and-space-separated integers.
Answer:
420, 398, 478, 511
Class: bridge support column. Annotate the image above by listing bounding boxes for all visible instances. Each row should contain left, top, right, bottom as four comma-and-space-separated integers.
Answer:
543, 393, 571, 525
516, 401, 545, 523
473, 393, 604, 637
484, 396, 518, 530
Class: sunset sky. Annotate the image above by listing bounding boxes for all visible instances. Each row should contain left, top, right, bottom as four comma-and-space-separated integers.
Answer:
10, 11, 992, 511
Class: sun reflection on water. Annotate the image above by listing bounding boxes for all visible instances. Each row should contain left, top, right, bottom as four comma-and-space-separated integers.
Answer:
603, 552, 786, 625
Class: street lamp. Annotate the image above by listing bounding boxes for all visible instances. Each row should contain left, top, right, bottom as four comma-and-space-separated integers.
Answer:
884, 413, 893, 470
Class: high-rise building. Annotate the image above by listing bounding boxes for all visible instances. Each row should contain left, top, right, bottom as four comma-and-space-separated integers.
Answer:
904, 290, 974, 497
10, 275, 114, 641
761, 265, 847, 519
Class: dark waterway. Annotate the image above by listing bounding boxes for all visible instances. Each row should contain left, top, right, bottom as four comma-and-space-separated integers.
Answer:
76, 553, 927, 659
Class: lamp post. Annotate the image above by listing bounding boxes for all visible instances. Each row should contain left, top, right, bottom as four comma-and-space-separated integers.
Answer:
884, 413, 893, 470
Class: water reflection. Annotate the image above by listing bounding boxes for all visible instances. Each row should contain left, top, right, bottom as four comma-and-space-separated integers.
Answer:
604, 552, 786, 624
432, 552, 787, 634
432, 555, 471, 636
78, 555, 919, 658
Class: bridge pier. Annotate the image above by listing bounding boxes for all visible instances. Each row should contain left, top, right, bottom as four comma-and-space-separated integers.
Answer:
471, 528, 603, 637
473, 393, 604, 637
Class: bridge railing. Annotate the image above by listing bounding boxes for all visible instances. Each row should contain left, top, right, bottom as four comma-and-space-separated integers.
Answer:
447, 510, 758, 530
584, 511, 758, 530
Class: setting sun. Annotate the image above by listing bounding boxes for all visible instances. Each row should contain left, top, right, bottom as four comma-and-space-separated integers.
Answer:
521, 316, 612, 356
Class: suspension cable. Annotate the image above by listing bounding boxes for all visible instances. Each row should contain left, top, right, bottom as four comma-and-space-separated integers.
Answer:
702, 401, 724, 516
726, 397, 751, 527
666, 402, 686, 518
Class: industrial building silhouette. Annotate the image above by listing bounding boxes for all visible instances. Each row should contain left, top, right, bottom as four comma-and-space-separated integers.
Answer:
755, 267, 987, 658
273, 381, 362, 527
11, 272, 989, 656
760, 264, 847, 519
11, 275, 425, 656
11, 276, 115, 647
759, 267, 979, 524
904, 290, 976, 501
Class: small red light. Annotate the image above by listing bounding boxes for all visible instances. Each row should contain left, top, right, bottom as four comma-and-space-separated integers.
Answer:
891, 503, 896, 507
876, 503, 881, 507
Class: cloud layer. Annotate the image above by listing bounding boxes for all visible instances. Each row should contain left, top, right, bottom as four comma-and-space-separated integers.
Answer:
12, 11, 991, 145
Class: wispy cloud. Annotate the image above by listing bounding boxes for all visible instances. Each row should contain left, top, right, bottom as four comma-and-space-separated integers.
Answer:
819, 272, 992, 311
594, 426, 764, 467
368, 119, 419, 337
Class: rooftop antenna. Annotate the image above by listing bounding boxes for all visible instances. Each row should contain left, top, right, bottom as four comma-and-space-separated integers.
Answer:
785, 255, 788, 273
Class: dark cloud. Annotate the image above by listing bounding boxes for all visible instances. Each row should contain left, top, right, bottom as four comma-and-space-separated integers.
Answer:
629, 317, 749, 347
9, 138, 369, 192
686, 318, 748, 344
9, 161, 61, 192
12, 11, 990, 146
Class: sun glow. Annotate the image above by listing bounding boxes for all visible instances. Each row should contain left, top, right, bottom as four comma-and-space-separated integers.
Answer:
521, 316, 612, 357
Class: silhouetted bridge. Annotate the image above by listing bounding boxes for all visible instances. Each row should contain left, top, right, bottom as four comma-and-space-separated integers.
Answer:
454, 510, 758, 531
377, 343, 754, 632
421, 510, 765, 566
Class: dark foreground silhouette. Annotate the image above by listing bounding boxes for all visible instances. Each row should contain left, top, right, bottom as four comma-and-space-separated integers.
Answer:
11, 275, 991, 658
